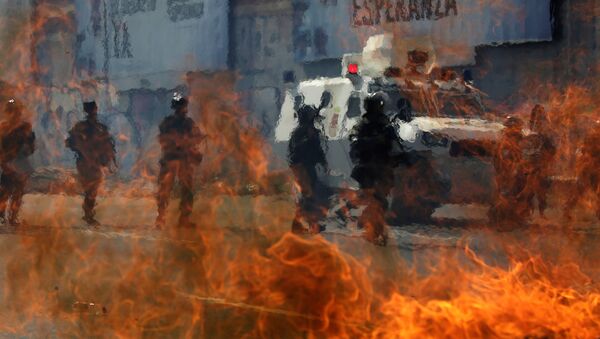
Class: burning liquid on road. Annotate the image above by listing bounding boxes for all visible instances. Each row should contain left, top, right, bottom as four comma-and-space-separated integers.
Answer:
0, 2, 598, 338
0, 79, 598, 337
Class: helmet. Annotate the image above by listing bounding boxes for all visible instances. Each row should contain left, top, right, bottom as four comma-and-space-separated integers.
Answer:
171, 92, 188, 109
363, 92, 386, 115
5, 98, 24, 115
529, 104, 546, 130
83, 101, 98, 114
504, 115, 524, 129
396, 98, 413, 122
296, 105, 319, 125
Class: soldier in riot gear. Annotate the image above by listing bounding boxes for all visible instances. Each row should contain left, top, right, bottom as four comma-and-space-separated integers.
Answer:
522, 105, 557, 218
155, 94, 204, 228
288, 92, 331, 234
564, 121, 600, 221
66, 101, 116, 226
489, 116, 528, 227
349, 92, 407, 245
0, 99, 36, 226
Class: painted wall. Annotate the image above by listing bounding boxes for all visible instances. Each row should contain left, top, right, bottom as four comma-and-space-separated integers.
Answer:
230, 0, 297, 138
76, 0, 229, 90
294, 0, 553, 65
472, 0, 598, 104
0, 1, 33, 84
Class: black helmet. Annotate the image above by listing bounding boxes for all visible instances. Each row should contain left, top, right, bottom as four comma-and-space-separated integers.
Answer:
293, 94, 305, 112
529, 104, 546, 129
83, 101, 98, 114
171, 92, 188, 109
297, 105, 319, 125
504, 115, 524, 129
396, 98, 413, 122
364, 92, 386, 115
319, 91, 332, 110
5, 98, 24, 115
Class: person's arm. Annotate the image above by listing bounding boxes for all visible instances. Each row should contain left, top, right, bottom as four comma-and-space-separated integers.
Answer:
191, 123, 206, 146
100, 124, 118, 170
25, 129, 36, 156
17, 123, 36, 156
108, 132, 118, 170
189, 120, 205, 163
316, 135, 328, 168
387, 126, 404, 157
158, 118, 175, 150
348, 128, 361, 165
65, 125, 78, 152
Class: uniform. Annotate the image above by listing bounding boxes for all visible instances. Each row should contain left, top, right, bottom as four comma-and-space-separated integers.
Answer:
66, 102, 116, 226
156, 96, 203, 227
288, 104, 329, 234
0, 102, 36, 225
349, 93, 405, 245
564, 125, 600, 220
522, 106, 557, 217
489, 117, 528, 226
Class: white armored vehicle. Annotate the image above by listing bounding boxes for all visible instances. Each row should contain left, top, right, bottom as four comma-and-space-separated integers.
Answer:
275, 35, 503, 222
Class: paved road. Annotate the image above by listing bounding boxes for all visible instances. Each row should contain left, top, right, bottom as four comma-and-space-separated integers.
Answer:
0, 193, 598, 337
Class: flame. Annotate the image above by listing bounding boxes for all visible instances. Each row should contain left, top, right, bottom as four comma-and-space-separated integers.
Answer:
0, 1, 599, 338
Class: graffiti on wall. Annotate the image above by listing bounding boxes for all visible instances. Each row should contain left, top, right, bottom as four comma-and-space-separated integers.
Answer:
167, 0, 205, 22
119, 0, 157, 16
103, 0, 138, 61
352, 0, 458, 26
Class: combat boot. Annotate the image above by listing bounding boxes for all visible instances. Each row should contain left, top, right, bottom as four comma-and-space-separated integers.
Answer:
8, 214, 22, 227
178, 215, 196, 228
83, 215, 100, 227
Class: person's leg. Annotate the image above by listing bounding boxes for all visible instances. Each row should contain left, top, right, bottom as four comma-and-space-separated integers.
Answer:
156, 160, 176, 227
178, 162, 195, 227
8, 173, 27, 225
291, 165, 312, 233
564, 180, 584, 221
82, 176, 102, 226
369, 173, 392, 246
305, 166, 324, 234
512, 171, 530, 223
355, 177, 372, 230
356, 168, 390, 246
537, 176, 551, 217
0, 171, 12, 223
360, 188, 387, 246
521, 172, 537, 218
593, 175, 600, 221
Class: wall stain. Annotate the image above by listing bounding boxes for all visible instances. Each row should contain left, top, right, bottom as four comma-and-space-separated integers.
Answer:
167, 0, 204, 22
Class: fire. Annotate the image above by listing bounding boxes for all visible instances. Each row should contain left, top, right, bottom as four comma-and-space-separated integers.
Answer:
0, 1, 599, 338
375, 248, 600, 338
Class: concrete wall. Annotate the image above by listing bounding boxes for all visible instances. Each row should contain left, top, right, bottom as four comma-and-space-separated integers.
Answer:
1, 0, 597, 183
76, 0, 229, 90
230, 0, 558, 143
73, 0, 230, 176
473, 0, 599, 105
230, 0, 298, 138
294, 0, 553, 65
1, 0, 231, 180
0, 1, 34, 84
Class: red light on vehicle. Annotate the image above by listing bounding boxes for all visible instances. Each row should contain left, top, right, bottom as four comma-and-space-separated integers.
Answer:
348, 63, 359, 74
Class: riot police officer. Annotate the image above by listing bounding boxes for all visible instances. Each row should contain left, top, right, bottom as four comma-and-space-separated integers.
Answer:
0, 98, 36, 226
522, 105, 557, 218
564, 121, 600, 221
349, 92, 405, 245
288, 92, 331, 234
489, 116, 528, 227
66, 101, 117, 226
156, 94, 203, 228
